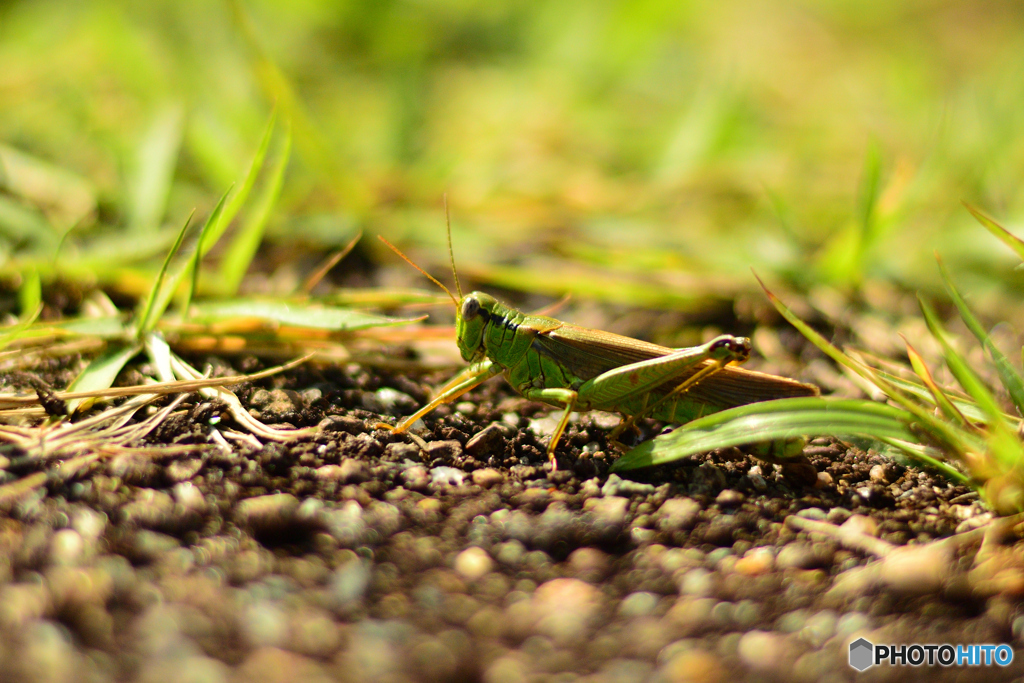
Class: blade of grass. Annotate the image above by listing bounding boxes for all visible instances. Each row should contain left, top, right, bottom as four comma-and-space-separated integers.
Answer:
218, 121, 292, 296
761, 274, 966, 440
756, 272, 975, 452
902, 335, 972, 428
18, 268, 41, 319
136, 209, 195, 335
201, 111, 277, 253
189, 300, 423, 331
181, 187, 232, 317
869, 368, 991, 424
918, 295, 1005, 422
963, 202, 1024, 263
875, 437, 971, 485
65, 342, 143, 414
937, 255, 1024, 415
918, 295, 1024, 470
0, 305, 42, 351
129, 105, 184, 234
611, 397, 921, 471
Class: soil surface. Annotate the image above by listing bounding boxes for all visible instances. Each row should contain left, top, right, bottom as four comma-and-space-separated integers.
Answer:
1, 352, 1023, 683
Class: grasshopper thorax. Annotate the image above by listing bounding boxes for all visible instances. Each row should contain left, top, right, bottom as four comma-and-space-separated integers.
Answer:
456, 291, 500, 362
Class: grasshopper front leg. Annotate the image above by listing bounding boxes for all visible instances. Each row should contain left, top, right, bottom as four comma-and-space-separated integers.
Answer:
380, 359, 502, 435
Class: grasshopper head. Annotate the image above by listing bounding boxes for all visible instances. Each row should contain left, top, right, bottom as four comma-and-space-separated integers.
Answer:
456, 291, 497, 362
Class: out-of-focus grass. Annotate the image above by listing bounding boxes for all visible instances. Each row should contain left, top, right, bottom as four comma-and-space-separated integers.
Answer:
2, 1, 1024, 315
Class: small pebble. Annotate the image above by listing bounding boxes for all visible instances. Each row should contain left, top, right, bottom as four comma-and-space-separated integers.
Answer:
235, 646, 329, 683
424, 439, 462, 460
567, 547, 610, 582
602, 474, 656, 497
734, 548, 774, 576
737, 630, 788, 671
172, 482, 206, 513
776, 542, 832, 570
329, 560, 371, 613
658, 498, 701, 532
337, 458, 370, 483
164, 456, 203, 483
800, 610, 837, 647
242, 600, 289, 648
794, 507, 825, 520
128, 530, 180, 563
618, 592, 659, 618
471, 468, 504, 488
49, 529, 84, 566
679, 568, 716, 597
586, 496, 630, 528
455, 547, 494, 581
715, 490, 744, 507
466, 424, 506, 457
657, 648, 726, 683
747, 466, 768, 492
401, 466, 430, 491
234, 494, 300, 534
530, 578, 602, 645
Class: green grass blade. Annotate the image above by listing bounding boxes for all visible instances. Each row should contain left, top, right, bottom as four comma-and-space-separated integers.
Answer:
181, 186, 232, 318
872, 369, 991, 424
857, 141, 882, 244
758, 275, 981, 452
65, 342, 143, 413
129, 105, 184, 234
201, 111, 277, 255
0, 305, 42, 351
875, 437, 970, 485
963, 202, 1024, 263
902, 336, 970, 427
18, 267, 41, 319
918, 295, 1004, 421
611, 398, 918, 471
189, 300, 423, 331
918, 295, 1024, 470
49, 316, 129, 338
938, 258, 1024, 415
218, 121, 292, 296
136, 210, 195, 335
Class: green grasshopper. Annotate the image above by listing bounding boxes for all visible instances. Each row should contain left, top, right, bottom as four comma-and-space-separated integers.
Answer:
377, 232, 818, 470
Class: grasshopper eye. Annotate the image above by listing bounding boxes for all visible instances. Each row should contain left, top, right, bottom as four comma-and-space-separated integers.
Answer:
461, 297, 481, 320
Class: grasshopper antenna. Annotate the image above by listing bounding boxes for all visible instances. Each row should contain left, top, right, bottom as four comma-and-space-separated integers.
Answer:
377, 235, 460, 309
443, 194, 463, 300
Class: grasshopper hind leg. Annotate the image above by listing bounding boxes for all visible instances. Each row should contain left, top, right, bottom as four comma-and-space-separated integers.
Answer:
521, 387, 580, 471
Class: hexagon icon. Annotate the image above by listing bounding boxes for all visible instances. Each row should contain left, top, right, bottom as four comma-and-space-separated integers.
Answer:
849, 638, 874, 671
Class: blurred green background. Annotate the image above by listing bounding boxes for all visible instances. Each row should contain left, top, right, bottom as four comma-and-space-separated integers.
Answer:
3, 0, 1024, 318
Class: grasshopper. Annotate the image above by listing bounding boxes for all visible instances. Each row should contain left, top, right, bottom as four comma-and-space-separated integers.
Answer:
377, 229, 818, 471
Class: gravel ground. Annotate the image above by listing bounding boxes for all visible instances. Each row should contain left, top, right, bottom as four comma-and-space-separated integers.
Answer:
1, 359, 1023, 683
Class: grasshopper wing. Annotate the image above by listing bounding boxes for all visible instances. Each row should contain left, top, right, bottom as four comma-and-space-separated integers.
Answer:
532, 323, 818, 407
531, 323, 675, 381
